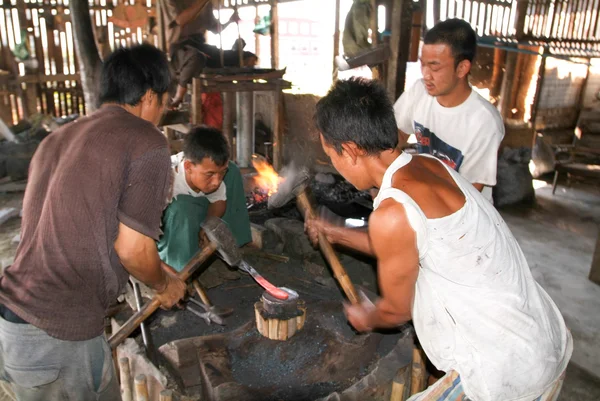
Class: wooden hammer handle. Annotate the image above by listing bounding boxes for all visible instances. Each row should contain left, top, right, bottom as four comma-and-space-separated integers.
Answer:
109, 243, 217, 349
192, 279, 212, 306
296, 191, 360, 305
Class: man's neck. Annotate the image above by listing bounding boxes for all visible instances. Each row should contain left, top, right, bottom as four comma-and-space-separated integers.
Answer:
436, 80, 472, 108
365, 149, 403, 189
183, 171, 200, 193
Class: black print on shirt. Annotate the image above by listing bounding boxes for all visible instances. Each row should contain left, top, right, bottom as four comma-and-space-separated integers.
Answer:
414, 122, 464, 171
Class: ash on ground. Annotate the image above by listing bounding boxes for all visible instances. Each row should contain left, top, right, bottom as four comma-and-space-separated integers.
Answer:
225, 301, 400, 401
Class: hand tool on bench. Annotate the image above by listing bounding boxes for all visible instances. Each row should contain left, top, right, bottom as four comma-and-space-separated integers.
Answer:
185, 297, 225, 325
267, 166, 360, 305
191, 279, 234, 318
109, 218, 222, 350
201, 216, 290, 300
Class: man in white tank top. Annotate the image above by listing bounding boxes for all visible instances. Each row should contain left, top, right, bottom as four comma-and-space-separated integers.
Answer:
308, 78, 572, 401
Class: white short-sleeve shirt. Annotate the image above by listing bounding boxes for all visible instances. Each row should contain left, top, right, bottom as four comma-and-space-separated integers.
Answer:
170, 152, 226, 203
394, 79, 505, 202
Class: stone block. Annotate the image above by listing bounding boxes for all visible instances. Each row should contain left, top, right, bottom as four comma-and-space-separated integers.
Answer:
264, 218, 318, 259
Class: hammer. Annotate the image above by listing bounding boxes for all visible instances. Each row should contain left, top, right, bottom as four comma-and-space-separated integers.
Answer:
109, 216, 233, 350
201, 216, 290, 300
267, 166, 360, 305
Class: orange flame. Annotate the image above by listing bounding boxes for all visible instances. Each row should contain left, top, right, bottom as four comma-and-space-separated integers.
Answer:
252, 155, 283, 196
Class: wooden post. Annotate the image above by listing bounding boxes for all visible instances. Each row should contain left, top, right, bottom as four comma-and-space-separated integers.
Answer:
236, 91, 254, 168
134, 375, 149, 401
530, 47, 547, 133
119, 357, 133, 401
498, 50, 518, 120
159, 390, 173, 401
192, 78, 203, 125
222, 92, 235, 159
386, 0, 413, 101
333, 0, 341, 82
410, 344, 427, 395
272, 88, 282, 171
156, 0, 165, 51
409, 8, 423, 63
370, 0, 378, 47
432, 0, 440, 25
490, 47, 506, 103
269, 0, 279, 69
515, 0, 529, 40
69, 0, 102, 113
590, 228, 600, 285
255, 5, 261, 59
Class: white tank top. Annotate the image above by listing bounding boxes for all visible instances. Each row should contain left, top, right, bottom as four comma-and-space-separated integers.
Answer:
373, 153, 572, 401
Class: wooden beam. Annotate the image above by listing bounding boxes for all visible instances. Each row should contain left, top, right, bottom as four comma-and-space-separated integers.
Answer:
197, 81, 291, 93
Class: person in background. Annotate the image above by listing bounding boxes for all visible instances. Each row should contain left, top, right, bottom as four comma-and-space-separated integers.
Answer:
158, 126, 252, 271
160, 0, 258, 109
394, 18, 504, 203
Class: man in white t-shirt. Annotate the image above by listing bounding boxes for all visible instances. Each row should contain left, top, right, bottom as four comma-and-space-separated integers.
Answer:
157, 127, 252, 271
394, 18, 504, 202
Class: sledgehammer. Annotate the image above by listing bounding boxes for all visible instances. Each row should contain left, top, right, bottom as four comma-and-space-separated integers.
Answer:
267, 166, 360, 305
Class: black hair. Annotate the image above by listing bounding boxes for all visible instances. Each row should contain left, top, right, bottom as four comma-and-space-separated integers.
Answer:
183, 126, 230, 166
314, 78, 398, 155
99, 44, 171, 106
424, 18, 477, 66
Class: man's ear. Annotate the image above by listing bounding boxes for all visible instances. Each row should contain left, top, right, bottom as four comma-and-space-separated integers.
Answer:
456, 59, 471, 78
340, 142, 365, 165
183, 159, 194, 172
140, 89, 156, 106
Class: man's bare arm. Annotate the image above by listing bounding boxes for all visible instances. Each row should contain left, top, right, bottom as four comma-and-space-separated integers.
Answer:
174, 0, 210, 28
305, 219, 374, 256
472, 183, 485, 192
207, 200, 226, 218
114, 222, 186, 308
365, 201, 419, 328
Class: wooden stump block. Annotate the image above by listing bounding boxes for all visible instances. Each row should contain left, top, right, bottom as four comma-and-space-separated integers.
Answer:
254, 301, 306, 341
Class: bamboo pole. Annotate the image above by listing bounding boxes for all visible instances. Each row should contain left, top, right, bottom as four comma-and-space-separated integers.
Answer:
410, 345, 427, 396
390, 365, 411, 401
134, 375, 149, 401
159, 390, 173, 401
119, 357, 133, 401
255, 302, 305, 340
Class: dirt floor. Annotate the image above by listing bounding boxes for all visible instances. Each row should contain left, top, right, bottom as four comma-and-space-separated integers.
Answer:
1, 176, 600, 400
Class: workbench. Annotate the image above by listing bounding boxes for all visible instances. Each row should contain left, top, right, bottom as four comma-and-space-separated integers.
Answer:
191, 68, 291, 171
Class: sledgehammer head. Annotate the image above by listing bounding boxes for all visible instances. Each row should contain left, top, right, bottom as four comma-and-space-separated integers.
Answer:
267, 164, 311, 209
201, 216, 242, 267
